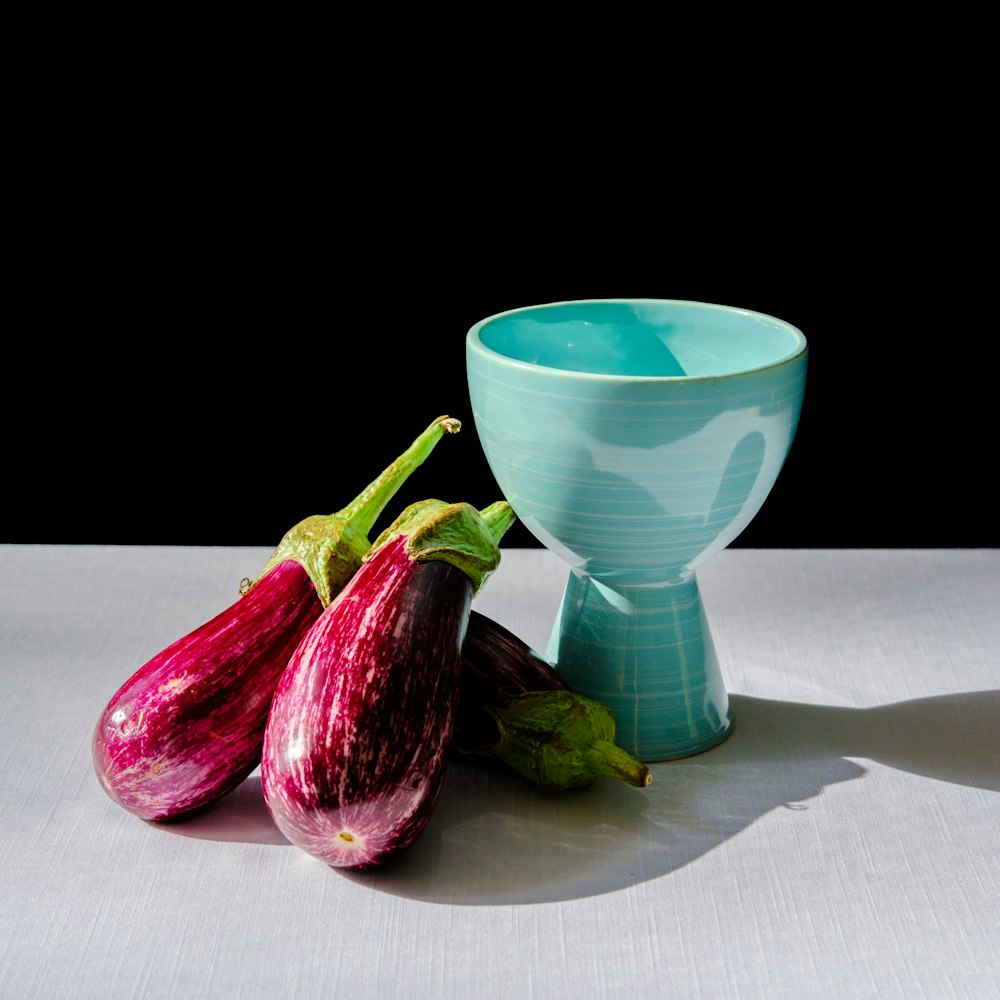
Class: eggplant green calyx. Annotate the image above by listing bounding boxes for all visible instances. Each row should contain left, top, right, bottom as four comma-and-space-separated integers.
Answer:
369, 498, 515, 595
466, 689, 653, 791
255, 415, 461, 607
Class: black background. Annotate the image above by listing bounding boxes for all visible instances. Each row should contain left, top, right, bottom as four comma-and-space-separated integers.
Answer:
8, 226, 994, 552
6, 107, 994, 552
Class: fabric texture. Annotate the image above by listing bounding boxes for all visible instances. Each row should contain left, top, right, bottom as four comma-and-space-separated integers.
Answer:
2, 545, 997, 999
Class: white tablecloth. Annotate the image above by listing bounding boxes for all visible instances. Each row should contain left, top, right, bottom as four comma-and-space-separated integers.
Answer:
2, 545, 997, 999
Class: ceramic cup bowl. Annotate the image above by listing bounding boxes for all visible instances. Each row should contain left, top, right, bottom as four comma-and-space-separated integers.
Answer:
466, 299, 808, 761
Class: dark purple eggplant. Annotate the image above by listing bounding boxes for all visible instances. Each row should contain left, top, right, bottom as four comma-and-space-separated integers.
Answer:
261, 498, 515, 870
456, 611, 652, 791
92, 416, 460, 822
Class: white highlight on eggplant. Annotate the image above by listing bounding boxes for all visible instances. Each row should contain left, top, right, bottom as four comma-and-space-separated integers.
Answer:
392, 611, 410, 639
351, 594, 384, 645
111, 753, 216, 814
158, 675, 194, 696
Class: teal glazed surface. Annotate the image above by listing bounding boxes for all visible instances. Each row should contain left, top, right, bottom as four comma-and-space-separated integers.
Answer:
466, 299, 808, 761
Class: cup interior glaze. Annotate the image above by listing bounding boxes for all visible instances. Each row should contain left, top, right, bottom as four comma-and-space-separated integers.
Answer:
475, 299, 804, 378
467, 298, 808, 586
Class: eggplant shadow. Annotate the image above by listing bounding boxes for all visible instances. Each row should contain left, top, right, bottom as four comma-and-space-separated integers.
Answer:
154, 771, 291, 846
340, 688, 1000, 906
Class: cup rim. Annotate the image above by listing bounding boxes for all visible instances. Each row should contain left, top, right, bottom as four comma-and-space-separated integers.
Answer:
466, 297, 808, 382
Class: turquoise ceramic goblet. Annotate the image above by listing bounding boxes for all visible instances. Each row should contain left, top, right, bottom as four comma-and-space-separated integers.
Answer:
466, 299, 808, 761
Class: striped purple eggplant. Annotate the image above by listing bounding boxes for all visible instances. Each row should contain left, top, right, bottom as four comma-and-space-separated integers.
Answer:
92, 416, 460, 822
456, 611, 652, 791
261, 498, 515, 870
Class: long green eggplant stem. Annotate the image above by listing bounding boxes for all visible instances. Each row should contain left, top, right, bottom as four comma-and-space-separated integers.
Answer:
342, 415, 461, 538
255, 415, 461, 606
584, 740, 652, 788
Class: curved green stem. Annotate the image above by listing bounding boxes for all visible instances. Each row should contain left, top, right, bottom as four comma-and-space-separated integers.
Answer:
340, 415, 461, 538
256, 415, 461, 606
480, 501, 518, 547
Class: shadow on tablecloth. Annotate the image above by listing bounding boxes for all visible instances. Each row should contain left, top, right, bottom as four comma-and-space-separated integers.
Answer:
161, 689, 999, 905
340, 688, 1000, 905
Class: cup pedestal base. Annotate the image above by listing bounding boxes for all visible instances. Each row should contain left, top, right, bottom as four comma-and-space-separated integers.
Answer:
547, 571, 732, 762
